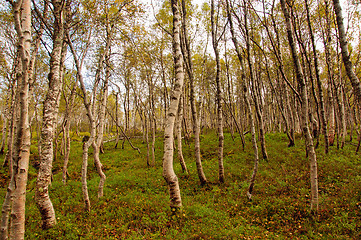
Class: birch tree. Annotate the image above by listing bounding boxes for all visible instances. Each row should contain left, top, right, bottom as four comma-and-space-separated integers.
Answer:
180, 0, 205, 183
163, 0, 183, 210
280, 0, 319, 211
332, 0, 361, 107
35, 0, 64, 229
6, 0, 32, 238
211, 0, 225, 183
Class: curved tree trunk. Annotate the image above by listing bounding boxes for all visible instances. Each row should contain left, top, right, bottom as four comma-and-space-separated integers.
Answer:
35, 0, 64, 229
92, 49, 109, 198
333, 0, 361, 107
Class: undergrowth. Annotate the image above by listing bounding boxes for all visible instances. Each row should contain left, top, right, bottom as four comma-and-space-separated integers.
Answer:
0, 130, 361, 239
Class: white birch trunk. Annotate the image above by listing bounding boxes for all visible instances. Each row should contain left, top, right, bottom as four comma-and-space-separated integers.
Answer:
9, 0, 32, 238
35, 0, 64, 229
163, 0, 183, 209
333, 0, 361, 106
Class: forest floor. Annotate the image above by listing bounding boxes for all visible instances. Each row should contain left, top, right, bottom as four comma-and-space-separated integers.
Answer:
0, 130, 361, 239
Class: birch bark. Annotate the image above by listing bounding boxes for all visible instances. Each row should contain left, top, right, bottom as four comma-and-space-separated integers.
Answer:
163, 0, 183, 209
35, 0, 64, 229
333, 0, 361, 106
9, 0, 32, 238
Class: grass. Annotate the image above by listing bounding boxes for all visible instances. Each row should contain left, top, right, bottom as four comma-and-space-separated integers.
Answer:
0, 130, 361, 239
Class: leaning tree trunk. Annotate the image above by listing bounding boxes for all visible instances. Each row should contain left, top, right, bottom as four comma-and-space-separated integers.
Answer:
163, 0, 183, 210
35, 0, 64, 229
333, 0, 361, 107
281, 0, 319, 211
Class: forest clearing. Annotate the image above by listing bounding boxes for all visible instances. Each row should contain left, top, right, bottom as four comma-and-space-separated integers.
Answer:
1, 0, 361, 239
1, 131, 361, 239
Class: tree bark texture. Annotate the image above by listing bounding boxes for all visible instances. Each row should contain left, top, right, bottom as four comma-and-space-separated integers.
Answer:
163, 0, 183, 209
8, 0, 32, 238
35, 0, 64, 229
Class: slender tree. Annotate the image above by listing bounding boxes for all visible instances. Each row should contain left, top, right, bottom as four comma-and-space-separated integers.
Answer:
180, 0, 206, 184
163, 0, 183, 210
211, 0, 225, 183
280, 0, 319, 211
333, 0, 361, 106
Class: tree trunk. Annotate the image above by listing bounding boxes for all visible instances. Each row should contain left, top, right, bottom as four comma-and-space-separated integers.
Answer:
163, 0, 183, 210
244, 4, 268, 160
226, 0, 249, 150
305, 0, 328, 153
211, 0, 225, 183
145, 114, 150, 166
0, 116, 7, 155
244, 80, 259, 200
35, 0, 64, 229
333, 0, 361, 107
281, 0, 319, 211
323, 0, 336, 146
0, 81, 18, 240
8, 0, 32, 238
92, 28, 111, 198
180, 0, 206, 184
67, 30, 94, 211
177, 95, 188, 174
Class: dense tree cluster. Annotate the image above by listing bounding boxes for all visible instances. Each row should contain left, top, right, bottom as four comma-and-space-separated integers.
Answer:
0, 0, 360, 238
